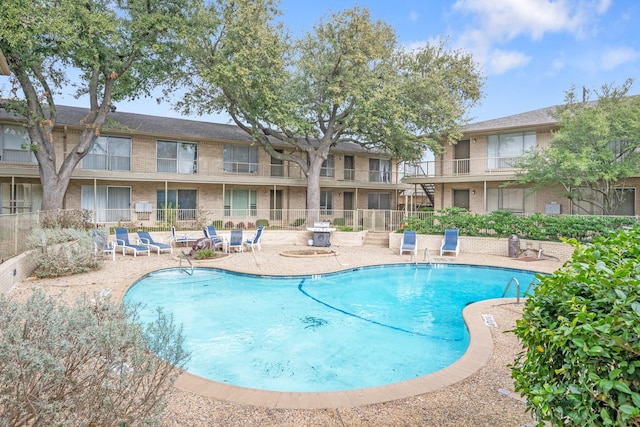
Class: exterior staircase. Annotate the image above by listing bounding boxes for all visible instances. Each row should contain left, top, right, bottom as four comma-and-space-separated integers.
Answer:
363, 232, 389, 248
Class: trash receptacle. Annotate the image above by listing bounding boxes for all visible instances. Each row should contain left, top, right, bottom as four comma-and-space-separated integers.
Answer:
508, 234, 520, 258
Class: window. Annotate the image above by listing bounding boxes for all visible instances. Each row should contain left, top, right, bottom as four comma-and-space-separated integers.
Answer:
320, 155, 335, 177
369, 158, 391, 182
486, 131, 535, 169
0, 182, 43, 213
271, 149, 284, 177
368, 193, 390, 209
571, 187, 635, 216
0, 125, 35, 163
82, 136, 131, 170
344, 155, 355, 180
81, 185, 131, 222
320, 191, 333, 215
157, 189, 197, 221
157, 140, 198, 174
486, 188, 535, 214
224, 189, 257, 216
224, 144, 258, 174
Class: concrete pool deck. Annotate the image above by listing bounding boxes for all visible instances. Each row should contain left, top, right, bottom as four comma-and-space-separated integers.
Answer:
11, 244, 564, 426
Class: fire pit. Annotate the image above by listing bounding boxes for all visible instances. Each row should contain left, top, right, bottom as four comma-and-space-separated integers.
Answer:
306, 221, 336, 247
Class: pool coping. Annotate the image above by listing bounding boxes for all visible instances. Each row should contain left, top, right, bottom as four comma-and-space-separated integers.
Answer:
173, 297, 521, 409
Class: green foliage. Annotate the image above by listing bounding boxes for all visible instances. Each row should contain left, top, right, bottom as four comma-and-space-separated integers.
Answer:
293, 218, 305, 227
399, 209, 637, 242
336, 226, 353, 232
194, 248, 216, 260
0, 290, 190, 425
26, 228, 101, 277
159, 202, 179, 226
212, 220, 224, 229
511, 227, 640, 426
256, 219, 269, 227
513, 80, 640, 215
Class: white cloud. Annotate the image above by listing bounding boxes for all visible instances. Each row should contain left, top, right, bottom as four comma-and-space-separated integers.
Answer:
408, 10, 419, 23
487, 49, 531, 75
599, 46, 640, 70
449, 0, 612, 75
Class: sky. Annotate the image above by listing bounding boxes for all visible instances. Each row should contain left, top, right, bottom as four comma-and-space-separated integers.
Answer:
4, 0, 639, 125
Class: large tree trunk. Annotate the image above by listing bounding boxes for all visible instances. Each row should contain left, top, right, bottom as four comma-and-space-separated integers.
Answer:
305, 153, 324, 225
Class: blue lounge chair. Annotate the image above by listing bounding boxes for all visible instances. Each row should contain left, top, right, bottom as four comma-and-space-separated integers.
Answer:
203, 225, 225, 251
115, 228, 150, 257
399, 230, 418, 259
244, 226, 264, 252
227, 229, 244, 253
440, 229, 460, 256
137, 231, 173, 255
169, 226, 199, 246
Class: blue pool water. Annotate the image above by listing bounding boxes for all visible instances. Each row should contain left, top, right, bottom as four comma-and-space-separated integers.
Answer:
124, 264, 539, 392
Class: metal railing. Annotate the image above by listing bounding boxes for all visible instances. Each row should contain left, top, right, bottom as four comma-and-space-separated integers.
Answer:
402, 157, 523, 178
1, 156, 404, 185
0, 208, 424, 261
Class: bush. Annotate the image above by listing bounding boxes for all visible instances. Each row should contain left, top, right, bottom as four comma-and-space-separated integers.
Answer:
399, 209, 637, 242
194, 248, 216, 260
236, 222, 245, 229
0, 290, 190, 425
256, 219, 269, 227
224, 221, 234, 229
212, 220, 223, 229
39, 209, 93, 230
511, 227, 640, 426
293, 218, 305, 227
26, 228, 101, 277
334, 217, 345, 226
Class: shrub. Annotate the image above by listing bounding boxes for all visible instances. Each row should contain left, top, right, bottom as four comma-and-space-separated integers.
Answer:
26, 228, 101, 277
293, 218, 305, 227
0, 290, 190, 425
399, 210, 637, 242
236, 222, 245, 229
247, 222, 255, 229
333, 217, 345, 226
195, 248, 216, 260
40, 209, 93, 230
224, 221, 234, 229
212, 220, 223, 229
511, 227, 640, 426
256, 219, 269, 227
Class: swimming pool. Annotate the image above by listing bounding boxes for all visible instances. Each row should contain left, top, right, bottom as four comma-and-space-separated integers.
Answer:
125, 263, 538, 393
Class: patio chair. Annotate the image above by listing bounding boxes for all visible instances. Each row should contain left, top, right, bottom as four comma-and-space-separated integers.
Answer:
227, 229, 244, 253
399, 230, 418, 259
203, 225, 225, 251
244, 226, 264, 252
440, 229, 460, 256
169, 226, 200, 246
115, 228, 150, 257
91, 230, 116, 261
137, 231, 173, 255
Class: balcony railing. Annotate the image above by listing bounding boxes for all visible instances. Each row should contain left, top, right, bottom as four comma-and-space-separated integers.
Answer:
2, 155, 403, 185
402, 157, 523, 178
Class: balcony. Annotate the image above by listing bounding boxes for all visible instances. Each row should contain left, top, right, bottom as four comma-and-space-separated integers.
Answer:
1, 155, 406, 187
402, 156, 524, 181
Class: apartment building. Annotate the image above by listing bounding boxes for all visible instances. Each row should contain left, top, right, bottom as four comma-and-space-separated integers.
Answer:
0, 104, 409, 228
403, 105, 639, 216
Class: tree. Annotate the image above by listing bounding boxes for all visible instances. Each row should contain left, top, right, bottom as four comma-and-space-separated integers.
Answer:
0, 0, 199, 211
513, 80, 640, 215
511, 227, 640, 426
176, 1, 483, 215
0, 290, 190, 425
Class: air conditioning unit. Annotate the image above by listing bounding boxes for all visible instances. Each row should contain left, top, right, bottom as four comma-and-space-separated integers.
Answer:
135, 202, 153, 213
